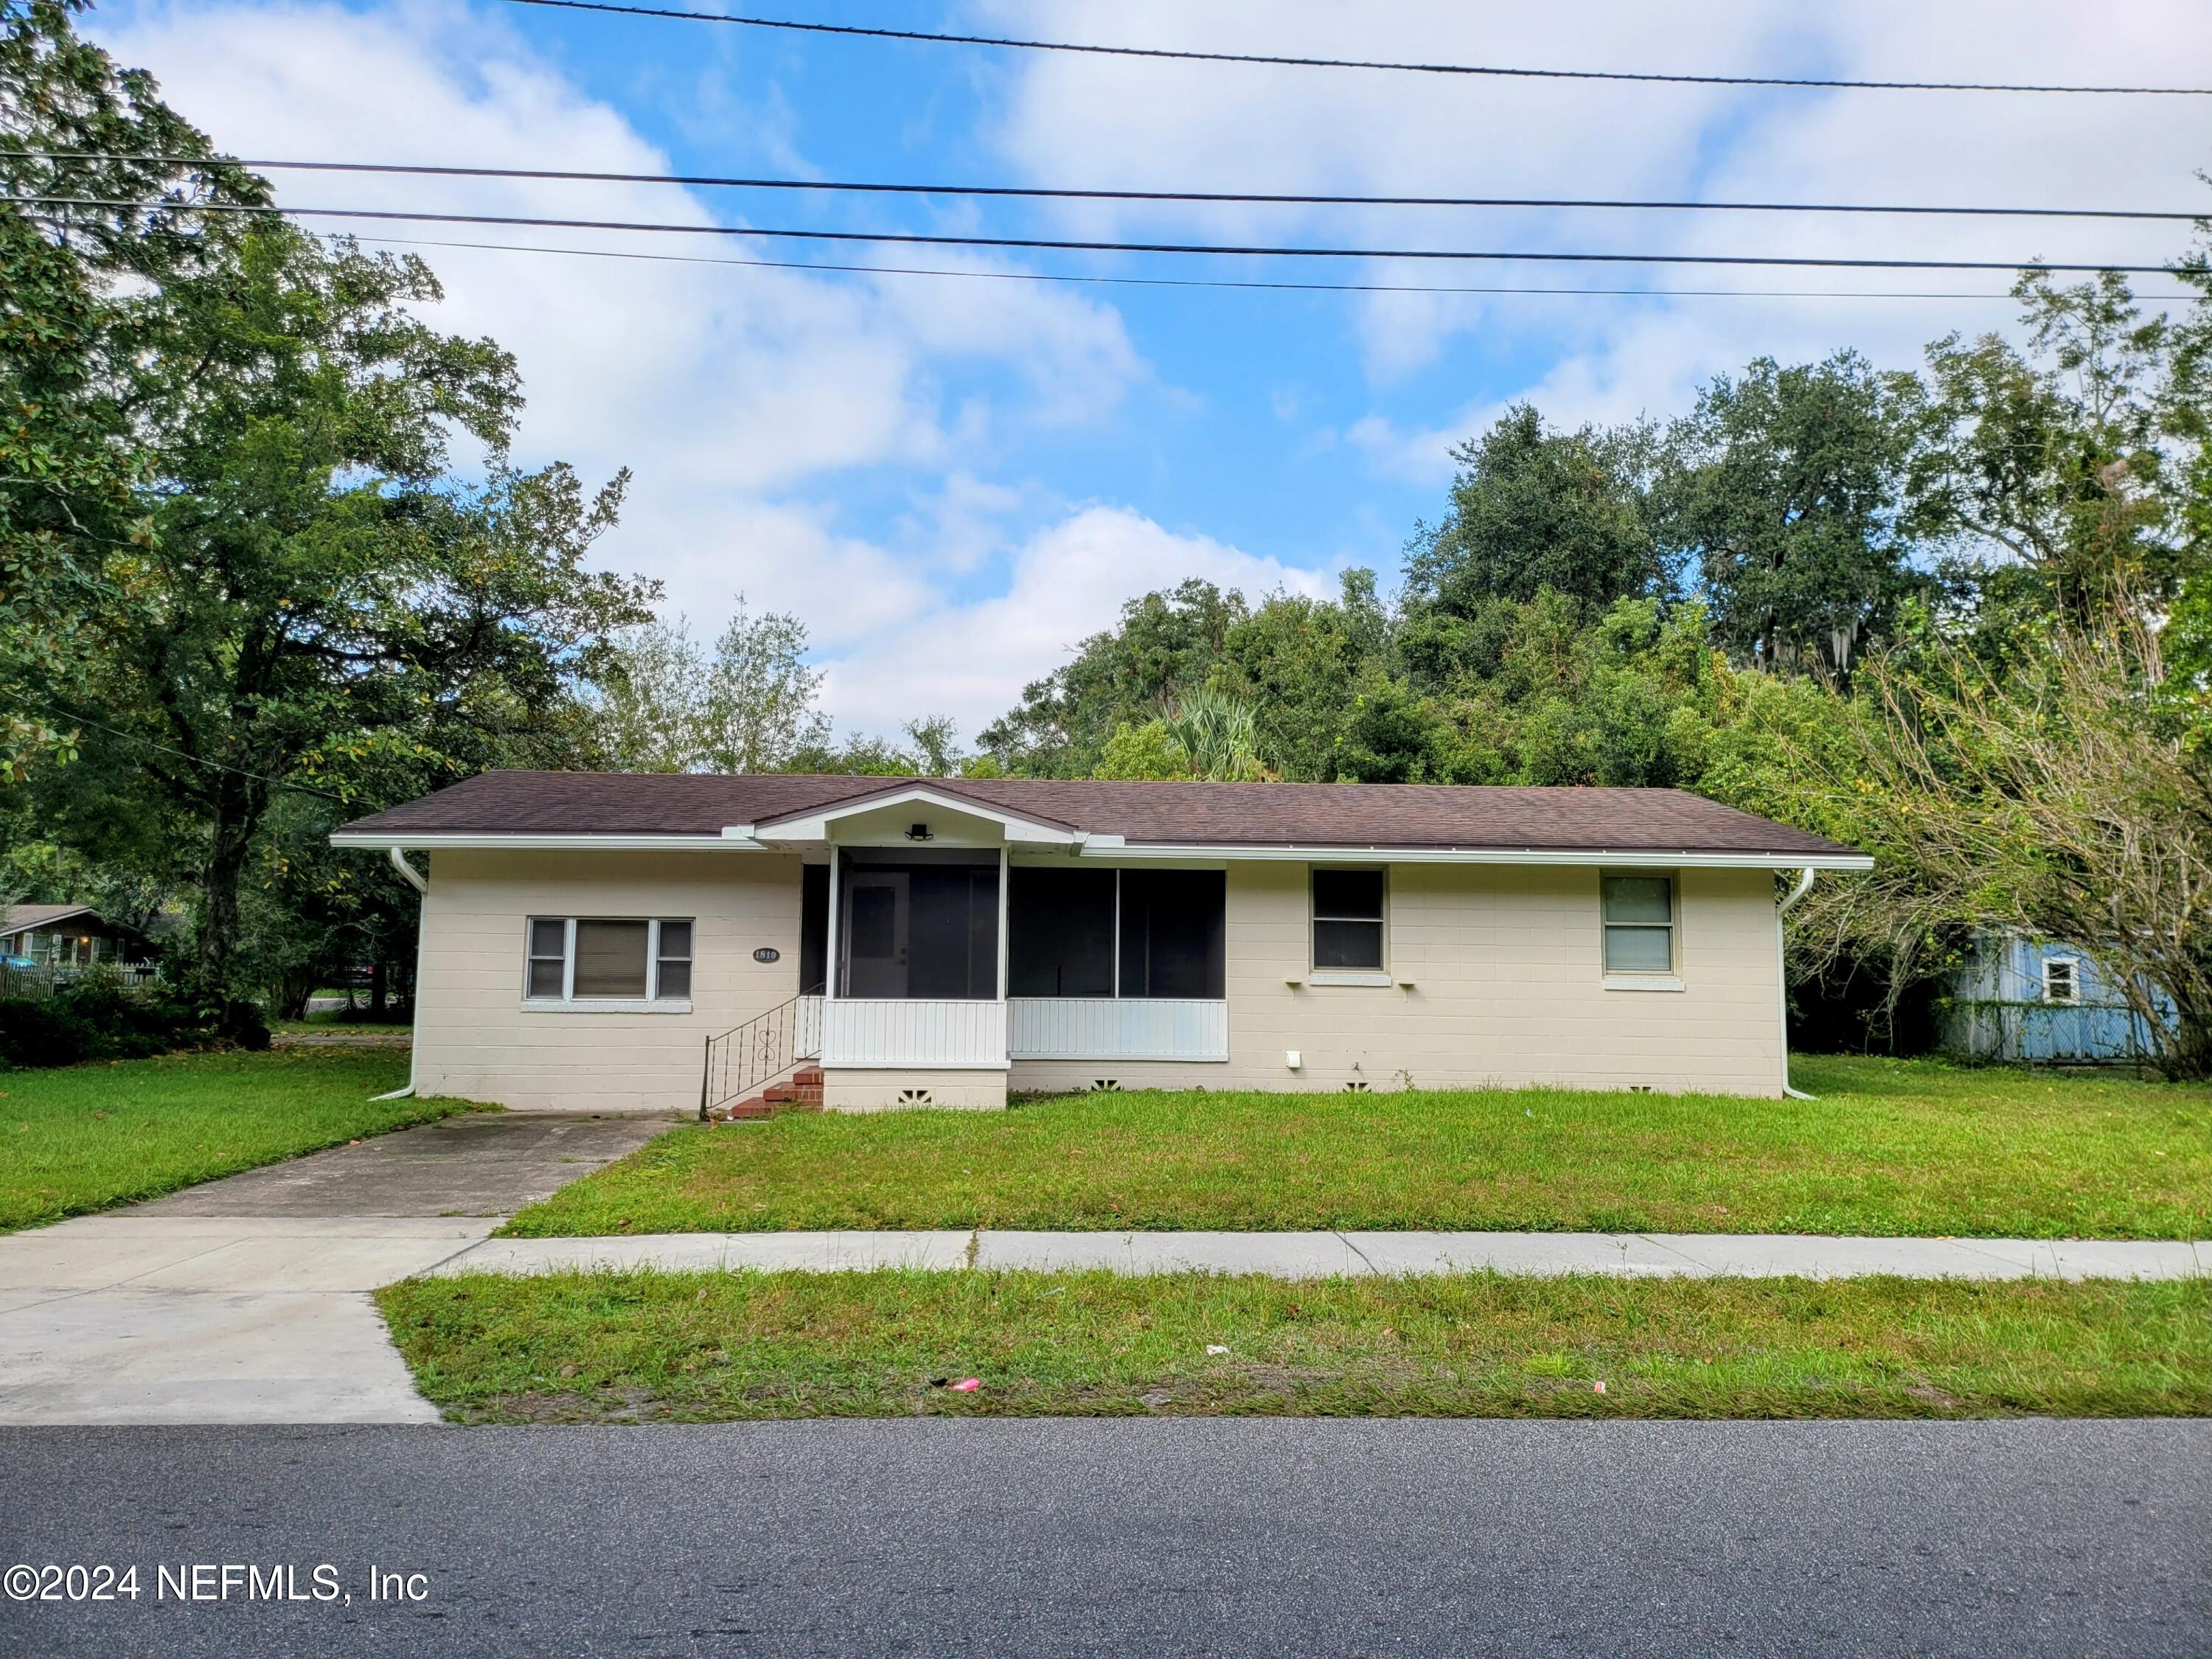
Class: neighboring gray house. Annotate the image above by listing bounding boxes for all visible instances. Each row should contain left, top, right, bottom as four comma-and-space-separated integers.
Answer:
1939, 933, 2165, 1064
333, 773, 1869, 1116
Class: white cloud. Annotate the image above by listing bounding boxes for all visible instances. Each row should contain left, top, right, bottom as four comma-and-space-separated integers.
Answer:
90, 0, 2212, 750
978, 0, 2212, 396
89, 0, 1194, 740
820, 506, 1340, 734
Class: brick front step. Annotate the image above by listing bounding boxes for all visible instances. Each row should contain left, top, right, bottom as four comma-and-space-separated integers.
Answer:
713, 1082, 825, 1123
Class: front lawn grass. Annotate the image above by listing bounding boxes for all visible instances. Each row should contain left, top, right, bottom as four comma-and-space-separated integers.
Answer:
0, 1048, 476, 1231
378, 1268, 2212, 1422
504, 1055, 2212, 1240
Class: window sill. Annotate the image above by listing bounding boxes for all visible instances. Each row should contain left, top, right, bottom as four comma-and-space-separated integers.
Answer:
1602, 975, 1684, 993
521, 998, 693, 1015
1305, 970, 1395, 988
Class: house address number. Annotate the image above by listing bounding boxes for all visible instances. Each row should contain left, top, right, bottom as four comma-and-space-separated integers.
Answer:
752, 947, 780, 964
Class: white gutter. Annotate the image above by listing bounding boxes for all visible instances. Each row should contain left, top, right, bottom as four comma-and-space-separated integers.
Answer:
1776, 866, 1816, 1100
371, 849, 429, 1100
330, 832, 761, 852
329, 830, 1868, 872
1081, 843, 1874, 872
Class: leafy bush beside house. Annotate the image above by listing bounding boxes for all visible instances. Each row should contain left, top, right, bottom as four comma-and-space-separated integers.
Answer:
0, 969, 262, 1069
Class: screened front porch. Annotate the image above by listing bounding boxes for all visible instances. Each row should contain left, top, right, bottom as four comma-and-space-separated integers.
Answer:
812, 853, 1227, 1068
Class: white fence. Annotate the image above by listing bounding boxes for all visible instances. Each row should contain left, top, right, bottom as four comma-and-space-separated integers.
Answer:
820, 998, 1009, 1069
1008, 998, 1228, 1062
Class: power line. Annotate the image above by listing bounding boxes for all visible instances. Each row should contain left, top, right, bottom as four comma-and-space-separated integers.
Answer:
7, 150, 2203, 224
492, 0, 2212, 97
9, 197, 2180, 275
8, 698, 350, 802
349, 231, 2203, 305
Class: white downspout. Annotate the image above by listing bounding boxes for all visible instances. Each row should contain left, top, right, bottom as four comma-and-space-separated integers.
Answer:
1777, 866, 1815, 1099
372, 846, 428, 1100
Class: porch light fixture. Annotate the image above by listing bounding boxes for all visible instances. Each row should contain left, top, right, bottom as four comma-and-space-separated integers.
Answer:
905, 821, 934, 841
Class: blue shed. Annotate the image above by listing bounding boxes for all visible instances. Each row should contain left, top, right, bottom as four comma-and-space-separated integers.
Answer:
1938, 933, 2165, 1064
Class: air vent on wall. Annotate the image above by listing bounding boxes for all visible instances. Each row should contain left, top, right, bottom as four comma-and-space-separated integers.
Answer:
897, 1087, 933, 1105
1091, 1079, 1121, 1092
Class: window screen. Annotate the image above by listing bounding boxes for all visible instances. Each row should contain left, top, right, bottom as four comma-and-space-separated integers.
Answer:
1601, 875, 1674, 973
1119, 870, 1225, 998
655, 920, 693, 1000
1009, 868, 1117, 996
526, 918, 566, 999
573, 919, 650, 998
1312, 869, 1385, 970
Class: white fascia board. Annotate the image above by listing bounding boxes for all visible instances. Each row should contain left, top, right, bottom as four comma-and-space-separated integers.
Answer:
749, 784, 1081, 846
1078, 843, 1873, 872
328, 833, 765, 852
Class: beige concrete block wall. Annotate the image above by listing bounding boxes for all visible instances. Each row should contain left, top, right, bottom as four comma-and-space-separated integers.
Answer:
821, 1068, 1009, 1113
1009, 863, 1784, 1099
414, 849, 807, 1114
413, 851, 1783, 1112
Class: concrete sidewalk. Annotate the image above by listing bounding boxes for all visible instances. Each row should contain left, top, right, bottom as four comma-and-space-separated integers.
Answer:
442, 1228, 2211, 1281
0, 1215, 494, 1424
0, 1113, 678, 1426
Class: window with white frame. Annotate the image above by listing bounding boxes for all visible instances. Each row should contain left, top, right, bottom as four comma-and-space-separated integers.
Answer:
1312, 868, 1386, 971
2042, 956, 2080, 1005
1601, 874, 1675, 974
525, 918, 692, 1002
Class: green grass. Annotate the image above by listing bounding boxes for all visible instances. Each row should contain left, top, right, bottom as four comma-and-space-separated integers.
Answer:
0, 1048, 476, 1231
270, 1010, 414, 1033
504, 1055, 2212, 1241
378, 1268, 2212, 1422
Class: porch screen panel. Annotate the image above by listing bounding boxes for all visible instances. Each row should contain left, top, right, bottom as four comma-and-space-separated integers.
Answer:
907, 863, 1001, 1000
799, 864, 829, 994
1008, 868, 1116, 997
1118, 870, 1225, 998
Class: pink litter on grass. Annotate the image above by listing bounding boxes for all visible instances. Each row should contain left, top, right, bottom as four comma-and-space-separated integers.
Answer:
950, 1377, 981, 1392
1593, 1381, 1607, 1394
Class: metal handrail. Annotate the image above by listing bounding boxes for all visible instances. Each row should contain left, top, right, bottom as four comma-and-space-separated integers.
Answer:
699, 992, 823, 1119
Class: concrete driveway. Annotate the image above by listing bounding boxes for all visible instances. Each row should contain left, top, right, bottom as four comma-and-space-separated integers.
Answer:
0, 1112, 676, 1426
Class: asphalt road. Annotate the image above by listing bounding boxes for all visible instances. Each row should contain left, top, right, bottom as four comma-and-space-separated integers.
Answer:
1, 1419, 2204, 1658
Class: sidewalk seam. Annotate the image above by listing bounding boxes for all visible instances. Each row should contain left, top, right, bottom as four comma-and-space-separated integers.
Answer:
1632, 1234, 1710, 1270
1334, 1231, 1382, 1276
408, 1224, 520, 1281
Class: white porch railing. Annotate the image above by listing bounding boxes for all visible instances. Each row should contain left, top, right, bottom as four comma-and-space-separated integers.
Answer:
821, 998, 1009, 1069
796, 994, 824, 1060
1008, 997, 1228, 1062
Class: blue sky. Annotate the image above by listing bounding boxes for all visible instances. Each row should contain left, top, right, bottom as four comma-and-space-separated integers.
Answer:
86, 0, 2211, 738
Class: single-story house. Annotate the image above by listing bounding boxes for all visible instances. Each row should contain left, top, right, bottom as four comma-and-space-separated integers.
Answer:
0, 903, 155, 974
330, 773, 1871, 1115
1938, 933, 2164, 1064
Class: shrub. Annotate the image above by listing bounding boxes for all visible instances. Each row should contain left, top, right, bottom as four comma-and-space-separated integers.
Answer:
0, 970, 258, 1068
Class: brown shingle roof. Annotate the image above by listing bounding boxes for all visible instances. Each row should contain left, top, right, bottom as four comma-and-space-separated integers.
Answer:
335, 771, 1857, 859
2, 902, 100, 934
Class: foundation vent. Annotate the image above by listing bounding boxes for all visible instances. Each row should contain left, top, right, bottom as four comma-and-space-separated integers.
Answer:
1090, 1078, 1122, 1092
897, 1087, 933, 1105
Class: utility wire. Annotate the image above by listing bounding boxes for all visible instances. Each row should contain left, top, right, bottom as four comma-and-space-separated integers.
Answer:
8, 197, 2180, 274
347, 231, 2202, 304
9, 698, 350, 802
491, 0, 2212, 97
6, 150, 2202, 224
